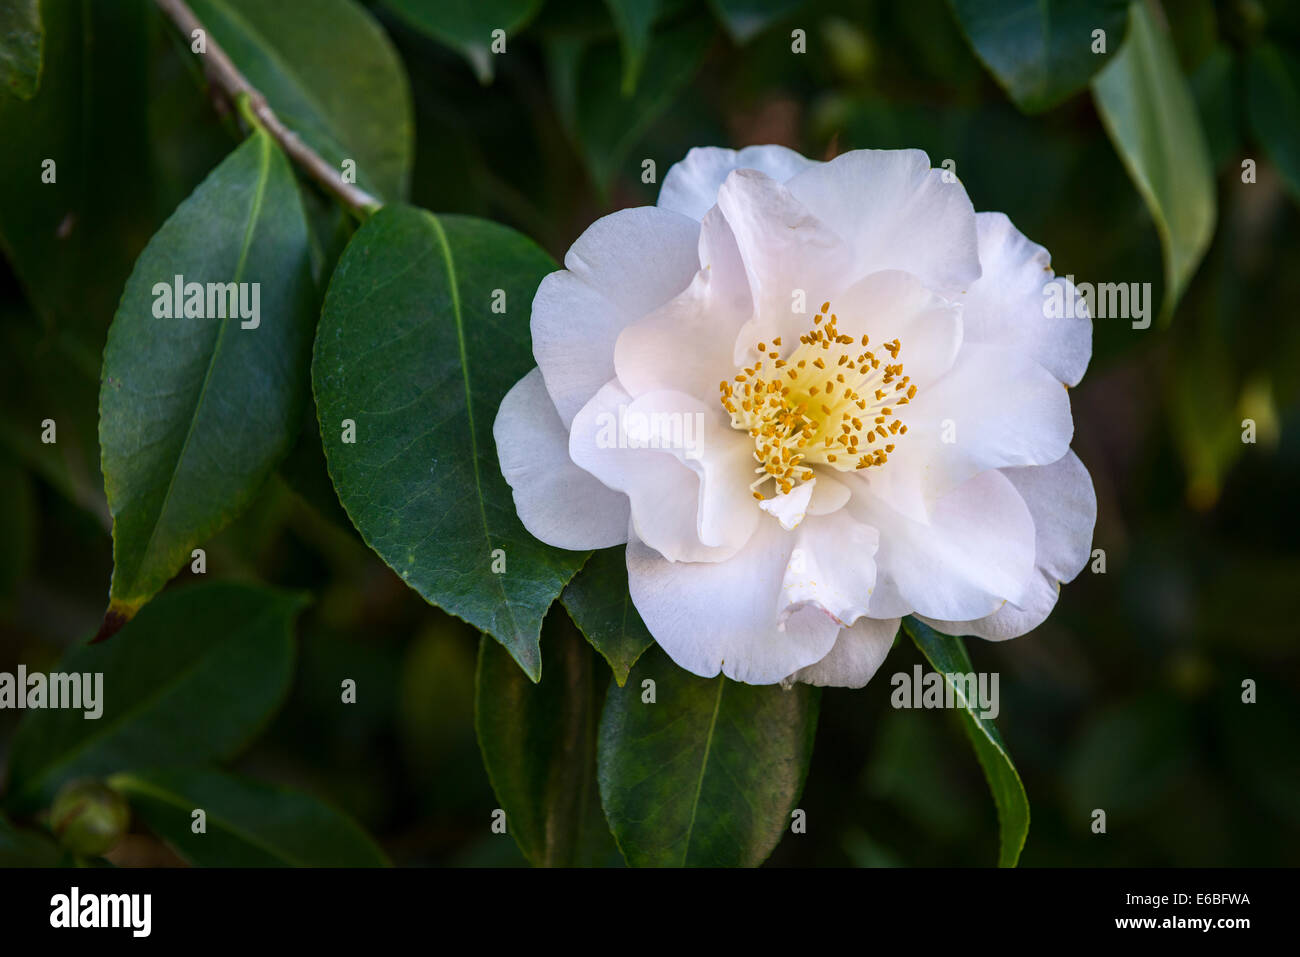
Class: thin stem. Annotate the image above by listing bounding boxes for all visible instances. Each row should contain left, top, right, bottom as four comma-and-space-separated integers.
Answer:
153, 0, 381, 217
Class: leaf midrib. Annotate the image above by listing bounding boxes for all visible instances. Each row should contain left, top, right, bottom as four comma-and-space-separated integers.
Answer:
420, 211, 526, 656
117, 132, 273, 599
679, 677, 725, 865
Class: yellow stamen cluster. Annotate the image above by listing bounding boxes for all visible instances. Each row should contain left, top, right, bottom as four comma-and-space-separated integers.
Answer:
718, 301, 916, 501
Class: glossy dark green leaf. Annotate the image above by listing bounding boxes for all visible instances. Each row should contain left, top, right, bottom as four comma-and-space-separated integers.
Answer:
312, 205, 587, 680
1246, 42, 1300, 205
597, 645, 819, 867
4, 582, 304, 814
475, 611, 618, 866
110, 767, 387, 866
550, 13, 713, 191
0, 0, 42, 99
99, 130, 315, 619
383, 0, 543, 83
1092, 0, 1215, 324
903, 617, 1030, 867
604, 0, 658, 93
0, 813, 62, 866
950, 0, 1129, 113
188, 0, 413, 200
707, 0, 800, 43
562, 547, 654, 686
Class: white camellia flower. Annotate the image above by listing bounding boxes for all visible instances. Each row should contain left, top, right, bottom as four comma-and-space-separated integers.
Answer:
494, 145, 1096, 688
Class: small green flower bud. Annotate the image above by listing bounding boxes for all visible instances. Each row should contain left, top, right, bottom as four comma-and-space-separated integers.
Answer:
49, 779, 130, 857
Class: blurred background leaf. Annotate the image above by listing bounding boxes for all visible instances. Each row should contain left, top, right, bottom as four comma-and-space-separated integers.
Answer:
111, 767, 387, 866
950, 0, 1130, 113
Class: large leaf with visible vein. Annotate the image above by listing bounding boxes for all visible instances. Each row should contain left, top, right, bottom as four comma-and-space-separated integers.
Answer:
99, 130, 315, 622
4, 583, 304, 814
312, 205, 587, 680
597, 646, 819, 866
189, 0, 413, 200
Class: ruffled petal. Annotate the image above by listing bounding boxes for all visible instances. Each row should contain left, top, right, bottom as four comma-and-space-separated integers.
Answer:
918, 449, 1096, 640
784, 148, 981, 296
494, 368, 630, 550
847, 468, 1036, 621
791, 616, 900, 688
958, 212, 1092, 386
532, 207, 701, 425
658, 144, 821, 221
831, 269, 964, 388
626, 520, 841, 684
780, 512, 880, 628
613, 207, 751, 404
714, 169, 856, 356
569, 380, 756, 562
857, 341, 1073, 522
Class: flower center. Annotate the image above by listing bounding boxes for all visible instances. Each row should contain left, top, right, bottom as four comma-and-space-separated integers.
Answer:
718, 301, 916, 501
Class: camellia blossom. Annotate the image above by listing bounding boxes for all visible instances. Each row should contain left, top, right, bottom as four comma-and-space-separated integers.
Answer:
494, 145, 1096, 688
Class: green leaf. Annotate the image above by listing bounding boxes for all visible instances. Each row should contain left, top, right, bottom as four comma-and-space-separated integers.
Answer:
562, 547, 654, 686
707, 0, 801, 43
604, 0, 659, 94
110, 767, 387, 866
949, 0, 1129, 113
312, 205, 587, 680
0, 0, 42, 99
188, 0, 413, 201
475, 611, 619, 866
99, 130, 316, 620
1091, 0, 1216, 324
0, 813, 62, 866
4, 582, 305, 814
1246, 42, 1300, 204
382, 0, 543, 83
902, 617, 1030, 868
548, 13, 713, 192
597, 645, 819, 867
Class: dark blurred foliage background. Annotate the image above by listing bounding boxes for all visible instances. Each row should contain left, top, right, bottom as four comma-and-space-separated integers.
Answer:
1, 0, 1298, 866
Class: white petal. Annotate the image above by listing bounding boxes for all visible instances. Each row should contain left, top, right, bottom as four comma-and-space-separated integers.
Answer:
792, 617, 900, 688
832, 269, 964, 388
808, 471, 851, 515
759, 481, 814, 530
569, 380, 756, 562
784, 148, 981, 296
848, 468, 1036, 621
780, 513, 880, 628
532, 207, 700, 425
613, 208, 751, 404
714, 169, 856, 356
858, 342, 1073, 522
623, 390, 760, 551
494, 368, 629, 550
959, 212, 1092, 386
919, 449, 1096, 640
658, 144, 821, 221
626, 520, 841, 685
